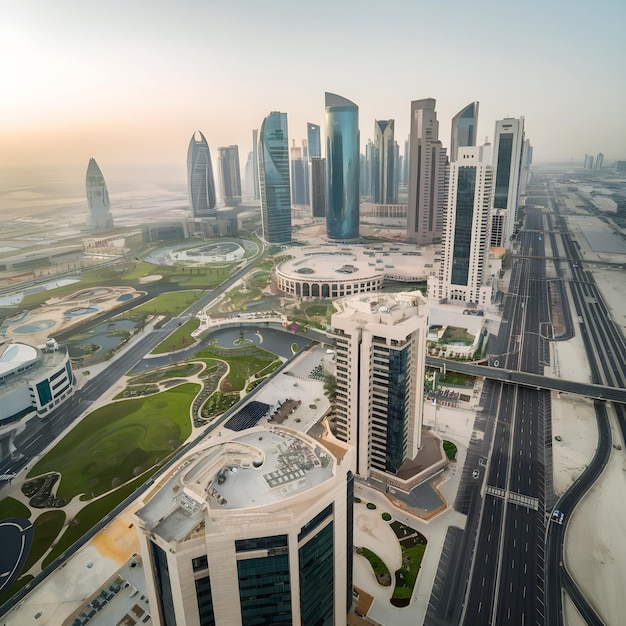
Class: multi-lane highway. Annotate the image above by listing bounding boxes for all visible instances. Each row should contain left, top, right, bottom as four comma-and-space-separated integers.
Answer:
428, 176, 626, 626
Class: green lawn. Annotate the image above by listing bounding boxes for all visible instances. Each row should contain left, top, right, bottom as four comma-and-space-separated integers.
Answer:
0, 496, 32, 520
359, 547, 391, 586
42, 471, 156, 569
151, 317, 201, 354
23, 510, 66, 572
443, 440, 458, 460
27, 383, 199, 500
124, 290, 203, 318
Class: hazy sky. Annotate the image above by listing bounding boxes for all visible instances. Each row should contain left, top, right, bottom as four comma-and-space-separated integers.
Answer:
2, 0, 625, 181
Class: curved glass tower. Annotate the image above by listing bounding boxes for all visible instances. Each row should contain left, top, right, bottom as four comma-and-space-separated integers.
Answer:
325, 93, 359, 242
187, 131, 217, 218
258, 112, 292, 244
86, 158, 113, 229
450, 101, 478, 162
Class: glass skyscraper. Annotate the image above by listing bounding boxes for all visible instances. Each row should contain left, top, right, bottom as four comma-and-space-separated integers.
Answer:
217, 145, 241, 207
307, 122, 321, 158
187, 131, 217, 218
258, 112, 292, 244
325, 93, 360, 242
85, 158, 113, 229
374, 119, 397, 204
450, 101, 479, 162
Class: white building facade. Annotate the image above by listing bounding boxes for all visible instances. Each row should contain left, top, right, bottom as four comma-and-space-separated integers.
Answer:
134, 427, 355, 626
429, 146, 493, 305
330, 292, 429, 478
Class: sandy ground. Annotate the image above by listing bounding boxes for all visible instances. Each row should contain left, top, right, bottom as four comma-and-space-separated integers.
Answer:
3, 512, 140, 626
564, 407, 626, 626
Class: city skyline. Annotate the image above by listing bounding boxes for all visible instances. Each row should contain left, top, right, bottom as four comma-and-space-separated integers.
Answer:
1, 0, 624, 186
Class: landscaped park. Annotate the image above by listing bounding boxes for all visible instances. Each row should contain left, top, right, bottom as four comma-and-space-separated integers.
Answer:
355, 500, 428, 608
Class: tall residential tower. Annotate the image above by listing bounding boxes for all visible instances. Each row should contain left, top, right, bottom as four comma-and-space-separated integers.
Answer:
187, 131, 217, 218
258, 112, 292, 244
490, 117, 525, 248
406, 99, 448, 244
429, 145, 493, 305
325, 93, 360, 242
217, 145, 242, 207
330, 292, 429, 479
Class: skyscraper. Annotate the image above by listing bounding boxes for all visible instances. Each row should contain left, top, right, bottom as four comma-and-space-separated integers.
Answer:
310, 156, 327, 218
187, 131, 217, 218
373, 119, 397, 204
406, 98, 448, 244
490, 117, 525, 248
330, 292, 429, 478
134, 426, 355, 625
325, 92, 360, 242
252, 129, 260, 200
518, 139, 533, 196
307, 122, 321, 158
290, 141, 308, 206
217, 145, 242, 207
450, 101, 479, 162
430, 145, 493, 305
595, 152, 604, 169
258, 111, 292, 244
86, 158, 113, 229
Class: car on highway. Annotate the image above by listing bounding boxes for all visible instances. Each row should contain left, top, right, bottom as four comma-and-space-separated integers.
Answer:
472, 469, 480, 479
552, 510, 564, 524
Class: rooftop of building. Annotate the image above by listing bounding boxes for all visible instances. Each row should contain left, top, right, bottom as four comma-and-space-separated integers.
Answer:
135, 427, 336, 543
0, 339, 39, 378
276, 243, 436, 283
331, 291, 429, 328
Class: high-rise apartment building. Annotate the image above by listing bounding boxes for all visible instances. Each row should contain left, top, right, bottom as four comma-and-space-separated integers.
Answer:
450, 102, 479, 162
187, 131, 217, 218
217, 145, 242, 207
518, 139, 533, 197
290, 141, 309, 206
429, 145, 493, 305
330, 292, 429, 478
583, 154, 595, 170
490, 117, 524, 248
86, 158, 113, 229
134, 426, 355, 626
406, 99, 448, 244
252, 129, 260, 199
374, 120, 397, 204
258, 112, 292, 244
325, 92, 360, 242
310, 157, 327, 218
307, 123, 321, 158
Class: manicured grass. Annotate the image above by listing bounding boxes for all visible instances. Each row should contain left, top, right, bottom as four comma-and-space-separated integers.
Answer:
124, 290, 203, 318
42, 472, 155, 569
391, 543, 427, 603
366, 502, 377, 510
443, 440, 458, 461
438, 372, 474, 386
27, 383, 199, 500
23, 510, 66, 572
0, 496, 32, 520
382, 512, 392, 521
196, 346, 277, 392
359, 547, 391, 586
201, 391, 241, 419
151, 317, 201, 354
129, 362, 204, 385
0, 574, 34, 606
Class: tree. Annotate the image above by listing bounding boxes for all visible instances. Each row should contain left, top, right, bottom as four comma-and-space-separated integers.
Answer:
323, 372, 337, 403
